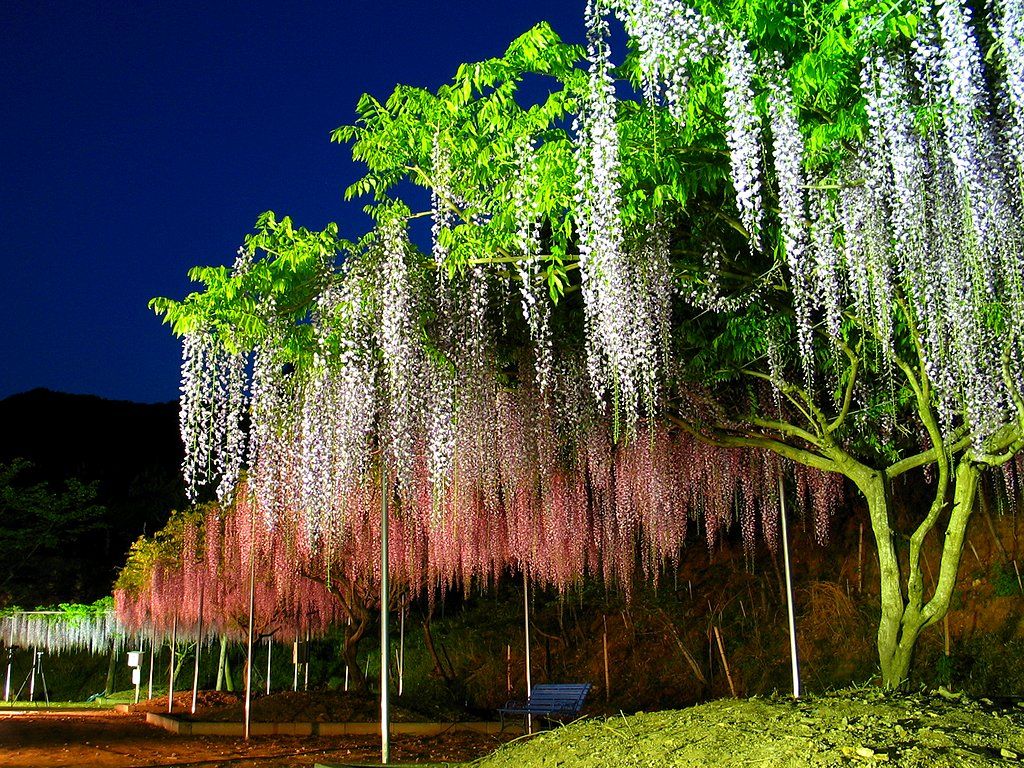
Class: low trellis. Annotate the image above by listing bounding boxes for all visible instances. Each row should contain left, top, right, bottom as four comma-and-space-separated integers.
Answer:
0, 601, 130, 655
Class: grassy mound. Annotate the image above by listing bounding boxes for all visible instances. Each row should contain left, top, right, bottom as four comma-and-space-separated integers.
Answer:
475, 689, 1024, 767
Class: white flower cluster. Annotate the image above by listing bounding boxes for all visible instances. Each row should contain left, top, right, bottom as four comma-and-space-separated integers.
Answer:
614, 0, 723, 123
766, 56, 812, 385
995, 0, 1024, 189
575, 0, 662, 431
723, 35, 763, 249
513, 138, 554, 391
377, 216, 426, 485
179, 331, 247, 502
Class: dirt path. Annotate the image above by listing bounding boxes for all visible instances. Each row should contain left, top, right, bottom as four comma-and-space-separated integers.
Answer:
0, 711, 502, 768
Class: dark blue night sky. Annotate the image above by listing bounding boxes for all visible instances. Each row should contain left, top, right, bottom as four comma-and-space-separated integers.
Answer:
0, 1, 585, 403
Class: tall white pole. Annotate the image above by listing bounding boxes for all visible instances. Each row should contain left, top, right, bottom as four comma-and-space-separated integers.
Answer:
398, 601, 405, 697
266, 637, 272, 695
4, 622, 13, 702
168, 614, 178, 714
524, 569, 532, 734
244, 505, 257, 741
147, 640, 154, 700
191, 589, 204, 714
381, 467, 390, 765
779, 478, 801, 698
304, 626, 310, 691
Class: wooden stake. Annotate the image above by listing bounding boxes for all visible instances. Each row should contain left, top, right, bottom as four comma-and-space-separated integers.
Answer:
713, 626, 736, 698
1014, 559, 1024, 595
968, 538, 983, 566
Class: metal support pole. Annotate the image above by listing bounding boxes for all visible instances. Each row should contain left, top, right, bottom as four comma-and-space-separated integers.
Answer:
28, 647, 36, 702
191, 589, 204, 714
4, 623, 12, 702
304, 626, 310, 691
779, 478, 801, 698
244, 507, 257, 741
398, 602, 405, 697
168, 615, 177, 714
381, 467, 390, 765
266, 637, 272, 695
524, 569, 532, 734
147, 641, 155, 700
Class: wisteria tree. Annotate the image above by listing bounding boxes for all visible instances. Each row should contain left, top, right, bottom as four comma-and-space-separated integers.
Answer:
152, 0, 1024, 689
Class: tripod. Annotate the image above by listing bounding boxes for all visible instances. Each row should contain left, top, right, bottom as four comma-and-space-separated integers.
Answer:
13, 649, 49, 705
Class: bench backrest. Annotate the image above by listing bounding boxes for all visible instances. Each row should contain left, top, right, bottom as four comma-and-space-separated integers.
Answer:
527, 683, 591, 710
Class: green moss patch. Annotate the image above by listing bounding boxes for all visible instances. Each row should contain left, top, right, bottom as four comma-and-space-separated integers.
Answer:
474, 689, 1024, 767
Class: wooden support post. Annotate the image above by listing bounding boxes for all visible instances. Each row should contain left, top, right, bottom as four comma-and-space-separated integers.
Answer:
713, 626, 736, 698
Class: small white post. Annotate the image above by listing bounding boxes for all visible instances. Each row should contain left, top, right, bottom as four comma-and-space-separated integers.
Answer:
779, 478, 801, 698
266, 637, 272, 696
4, 622, 13, 702
304, 627, 310, 692
191, 589, 204, 714
380, 466, 390, 765
244, 508, 257, 741
524, 569, 532, 734
147, 640, 155, 700
398, 601, 405, 697
168, 614, 178, 714
29, 647, 37, 702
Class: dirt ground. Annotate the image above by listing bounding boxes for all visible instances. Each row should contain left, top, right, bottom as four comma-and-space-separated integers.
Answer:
0, 710, 507, 768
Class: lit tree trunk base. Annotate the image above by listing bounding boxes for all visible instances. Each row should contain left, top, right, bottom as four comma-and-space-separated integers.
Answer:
862, 459, 981, 689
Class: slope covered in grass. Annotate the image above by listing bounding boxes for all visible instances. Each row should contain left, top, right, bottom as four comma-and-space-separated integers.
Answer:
475, 689, 1024, 767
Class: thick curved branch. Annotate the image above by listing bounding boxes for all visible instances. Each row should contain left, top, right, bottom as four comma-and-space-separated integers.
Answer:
666, 413, 837, 473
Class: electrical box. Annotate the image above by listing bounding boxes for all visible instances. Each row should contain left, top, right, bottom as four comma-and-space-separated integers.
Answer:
131, 668, 141, 685
127, 651, 142, 668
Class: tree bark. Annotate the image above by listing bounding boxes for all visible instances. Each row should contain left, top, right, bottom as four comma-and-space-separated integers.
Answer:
216, 636, 228, 692
858, 457, 980, 688
103, 638, 117, 697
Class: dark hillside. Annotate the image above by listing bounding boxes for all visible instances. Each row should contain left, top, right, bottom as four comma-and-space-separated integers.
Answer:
0, 388, 185, 606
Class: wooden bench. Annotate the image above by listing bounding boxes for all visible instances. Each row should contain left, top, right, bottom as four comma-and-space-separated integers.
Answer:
498, 682, 592, 730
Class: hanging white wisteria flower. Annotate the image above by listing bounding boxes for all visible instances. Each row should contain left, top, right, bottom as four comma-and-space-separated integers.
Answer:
513, 137, 554, 392
377, 215, 427, 485
995, 0, 1024, 189
722, 34, 763, 250
766, 54, 812, 385
574, 0, 661, 431
614, 0, 724, 123
178, 331, 247, 502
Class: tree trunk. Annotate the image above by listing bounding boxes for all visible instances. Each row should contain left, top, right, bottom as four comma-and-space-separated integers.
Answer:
216, 636, 228, 692
223, 644, 235, 692
343, 607, 371, 692
103, 639, 117, 697
859, 459, 980, 688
